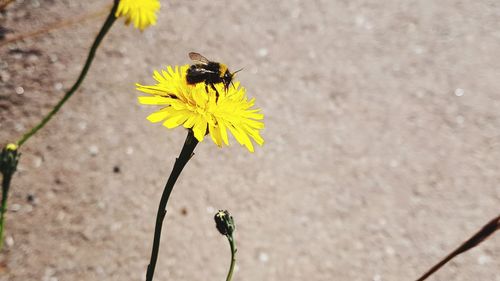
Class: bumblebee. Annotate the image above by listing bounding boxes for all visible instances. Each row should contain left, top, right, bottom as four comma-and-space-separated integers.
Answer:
186, 52, 240, 95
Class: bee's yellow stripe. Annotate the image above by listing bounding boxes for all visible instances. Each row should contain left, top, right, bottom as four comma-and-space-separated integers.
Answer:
219, 63, 228, 77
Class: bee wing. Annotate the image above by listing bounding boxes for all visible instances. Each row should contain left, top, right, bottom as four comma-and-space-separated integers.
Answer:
189, 52, 210, 64
189, 64, 218, 74
196, 67, 217, 73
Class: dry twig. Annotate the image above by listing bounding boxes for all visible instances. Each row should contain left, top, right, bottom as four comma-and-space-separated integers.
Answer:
0, 4, 111, 48
416, 214, 500, 281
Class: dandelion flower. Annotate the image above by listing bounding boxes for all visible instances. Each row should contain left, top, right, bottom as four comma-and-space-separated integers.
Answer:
115, 0, 160, 30
136, 65, 265, 152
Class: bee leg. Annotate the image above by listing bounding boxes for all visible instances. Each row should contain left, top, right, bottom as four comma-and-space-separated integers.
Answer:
210, 83, 220, 102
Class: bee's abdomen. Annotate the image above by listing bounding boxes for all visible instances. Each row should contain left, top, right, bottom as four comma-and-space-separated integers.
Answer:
186, 67, 207, 84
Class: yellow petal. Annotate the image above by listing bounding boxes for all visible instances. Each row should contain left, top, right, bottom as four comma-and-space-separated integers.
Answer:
209, 124, 223, 147
147, 109, 169, 123
163, 112, 190, 129
227, 124, 254, 152
218, 120, 229, 145
192, 117, 207, 142
183, 114, 197, 128
138, 96, 172, 105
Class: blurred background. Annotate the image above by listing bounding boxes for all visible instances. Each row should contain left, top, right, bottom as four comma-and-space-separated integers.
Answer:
0, 0, 499, 280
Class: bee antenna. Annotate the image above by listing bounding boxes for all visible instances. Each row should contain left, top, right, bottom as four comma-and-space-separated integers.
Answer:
232, 67, 244, 76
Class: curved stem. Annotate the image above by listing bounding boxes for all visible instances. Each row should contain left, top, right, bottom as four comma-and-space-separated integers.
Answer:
226, 235, 237, 281
16, 2, 118, 147
0, 174, 12, 249
145, 131, 199, 281
416, 214, 500, 281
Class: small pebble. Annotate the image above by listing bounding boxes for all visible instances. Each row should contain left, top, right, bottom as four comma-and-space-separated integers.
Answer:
14, 123, 25, 132
54, 82, 63, 91
56, 211, 66, 221
95, 266, 105, 275
27, 193, 35, 203
454, 88, 464, 97
257, 48, 269, 58
46, 191, 56, 199
355, 15, 365, 26
33, 156, 42, 168
4, 236, 14, 247
414, 46, 424, 54
49, 54, 58, 63
0, 71, 10, 82
258, 252, 269, 263
27, 54, 38, 62
89, 145, 99, 156
44, 267, 56, 277
385, 246, 395, 256
15, 86, 24, 95
97, 201, 106, 209
478, 255, 490, 265
110, 222, 122, 231
113, 166, 120, 173
78, 122, 87, 130
10, 204, 21, 212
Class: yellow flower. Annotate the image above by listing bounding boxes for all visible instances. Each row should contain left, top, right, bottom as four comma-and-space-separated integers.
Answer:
115, 0, 160, 30
5, 143, 17, 151
136, 65, 265, 152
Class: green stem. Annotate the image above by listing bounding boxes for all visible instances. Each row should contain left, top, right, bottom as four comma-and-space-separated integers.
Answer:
16, 1, 119, 147
226, 235, 237, 281
0, 173, 13, 249
145, 131, 199, 281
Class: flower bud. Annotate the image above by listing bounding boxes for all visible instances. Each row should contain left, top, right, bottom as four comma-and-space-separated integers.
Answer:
214, 210, 235, 236
0, 143, 20, 177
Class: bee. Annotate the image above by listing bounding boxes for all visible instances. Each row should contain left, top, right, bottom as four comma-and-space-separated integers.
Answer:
186, 52, 241, 95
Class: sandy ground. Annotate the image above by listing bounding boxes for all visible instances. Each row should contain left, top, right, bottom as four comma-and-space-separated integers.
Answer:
0, 0, 499, 280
